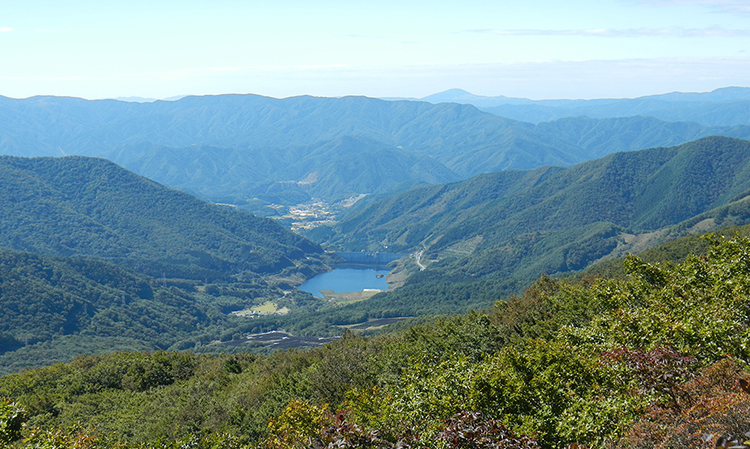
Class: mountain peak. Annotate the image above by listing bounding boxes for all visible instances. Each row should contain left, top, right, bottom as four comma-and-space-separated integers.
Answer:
421, 89, 481, 102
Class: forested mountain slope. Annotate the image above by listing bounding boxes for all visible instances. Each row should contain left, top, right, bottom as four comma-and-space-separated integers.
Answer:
310, 137, 750, 318
0, 156, 324, 280
104, 136, 461, 204
0, 248, 218, 360
326, 136, 750, 253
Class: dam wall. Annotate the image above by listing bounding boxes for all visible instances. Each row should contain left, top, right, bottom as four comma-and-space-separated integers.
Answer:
337, 252, 406, 266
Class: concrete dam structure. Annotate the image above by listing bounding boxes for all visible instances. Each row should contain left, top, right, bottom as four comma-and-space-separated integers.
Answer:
337, 252, 406, 266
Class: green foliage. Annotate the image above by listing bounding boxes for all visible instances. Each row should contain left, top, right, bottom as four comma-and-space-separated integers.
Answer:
566, 235, 750, 363
0, 398, 25, 444
493, 275, 604, 344
266, 399, 330, 448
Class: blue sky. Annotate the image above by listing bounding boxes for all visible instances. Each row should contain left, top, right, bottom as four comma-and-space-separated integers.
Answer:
1, 0, 749, 100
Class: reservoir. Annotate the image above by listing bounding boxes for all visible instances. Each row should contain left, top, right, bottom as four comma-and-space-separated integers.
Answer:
299, 265, 392, 298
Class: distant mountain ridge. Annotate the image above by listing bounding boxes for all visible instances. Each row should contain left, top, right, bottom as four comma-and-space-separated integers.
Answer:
2, 93, 750, 206
413, 87, 750, 126
419, 86, 750, 106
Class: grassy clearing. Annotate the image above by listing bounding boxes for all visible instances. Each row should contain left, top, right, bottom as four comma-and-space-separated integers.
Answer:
251, 301, 278, 313
320, 289, 382, 304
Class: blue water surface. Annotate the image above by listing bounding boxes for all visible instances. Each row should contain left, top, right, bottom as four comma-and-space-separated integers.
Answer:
299, 265, 391, 298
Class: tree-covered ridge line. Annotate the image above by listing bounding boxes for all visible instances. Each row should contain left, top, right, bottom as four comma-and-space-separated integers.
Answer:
2, 233, 750, 448
0, 155, 326, 280
325, 136, 750, 253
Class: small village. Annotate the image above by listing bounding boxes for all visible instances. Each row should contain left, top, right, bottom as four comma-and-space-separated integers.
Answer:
267, 195, 367, 231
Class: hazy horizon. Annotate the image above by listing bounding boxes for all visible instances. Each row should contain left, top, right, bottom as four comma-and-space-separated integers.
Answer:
3, 1, 750, 101
1, 84, 747, 104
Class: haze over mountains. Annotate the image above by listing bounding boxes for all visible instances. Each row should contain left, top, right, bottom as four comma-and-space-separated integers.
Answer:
2, 91, 750, 208
415, 86, 750, 126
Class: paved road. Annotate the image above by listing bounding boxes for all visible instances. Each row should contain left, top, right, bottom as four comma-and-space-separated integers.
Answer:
415, 250, 426, 270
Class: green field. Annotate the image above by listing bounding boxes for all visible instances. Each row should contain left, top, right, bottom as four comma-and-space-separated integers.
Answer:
319, 289, 382, 304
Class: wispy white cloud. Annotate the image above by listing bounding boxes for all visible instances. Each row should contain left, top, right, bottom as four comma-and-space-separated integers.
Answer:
467, 26, 750, 37
629, 0, 750, 15
0, 27, 14, 32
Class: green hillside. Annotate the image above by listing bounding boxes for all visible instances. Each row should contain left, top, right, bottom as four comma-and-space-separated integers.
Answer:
0, 156, 339, 372
0, 241, 339, 375
0, 155, 324, 280
0, 248, 215, 357
327, 136, 750, 252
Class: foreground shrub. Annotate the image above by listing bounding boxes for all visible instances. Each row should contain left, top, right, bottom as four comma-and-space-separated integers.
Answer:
614, 358, 750, 449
